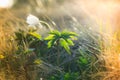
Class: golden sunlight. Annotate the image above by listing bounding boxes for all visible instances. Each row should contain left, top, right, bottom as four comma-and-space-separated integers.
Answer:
0, 0, 14, 8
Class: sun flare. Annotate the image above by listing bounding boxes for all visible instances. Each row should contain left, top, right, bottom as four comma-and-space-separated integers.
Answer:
0, 0, 14, 8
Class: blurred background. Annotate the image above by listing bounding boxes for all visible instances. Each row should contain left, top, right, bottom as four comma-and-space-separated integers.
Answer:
0, 0, 120, 34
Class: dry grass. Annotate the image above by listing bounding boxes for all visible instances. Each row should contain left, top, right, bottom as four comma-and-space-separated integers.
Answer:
0, 9, 17, 55
0, 9, 28, 54
100, 31, 120, 80
0, 9, 28, 80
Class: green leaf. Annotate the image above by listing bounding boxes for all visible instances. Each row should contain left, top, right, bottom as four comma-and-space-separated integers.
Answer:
69, 32, 78, 36
64, 73, 70, 80
34, 59, 42, 64
60, 38, 71, 54
44, 35, 55, 40
66, 39, 74, 46
79, 57, 88, 64
61, 31, 78, 40
50, 76, 55, 80
47, 40, 53, 48
49, 30, 61, 37
47, 39, 56, 48
29, 32, 41, 40
70, 36, 78, 40
61, 31, 71, 39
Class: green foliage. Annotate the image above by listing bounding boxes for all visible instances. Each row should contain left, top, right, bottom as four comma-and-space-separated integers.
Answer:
59, 38, 71, 54
64, 72, 79, 80
8, 27, 103, 80
49, 72, 79, 80
45, 30, 78, 54
77, 56, 88, 65
29, 32, 41, 40
34, 58, 43, 64
15, 29, 42, 54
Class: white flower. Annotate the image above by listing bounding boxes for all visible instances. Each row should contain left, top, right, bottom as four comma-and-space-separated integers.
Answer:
26, 14, 40, 26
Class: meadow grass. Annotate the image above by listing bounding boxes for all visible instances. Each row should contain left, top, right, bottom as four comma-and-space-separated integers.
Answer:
0, 10, 105, 80
0, 1, 120, 80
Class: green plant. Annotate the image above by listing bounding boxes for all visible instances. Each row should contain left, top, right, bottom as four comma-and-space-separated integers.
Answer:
15, 29, 42, 54
45, 30, 77, 65
45, 30, 78, 54
14, 29, 44, 80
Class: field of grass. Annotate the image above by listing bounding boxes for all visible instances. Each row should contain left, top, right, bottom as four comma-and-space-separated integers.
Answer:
0, 0, 120, 80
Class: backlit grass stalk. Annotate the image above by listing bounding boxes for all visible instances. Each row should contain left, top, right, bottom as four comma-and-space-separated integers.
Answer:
102, 31, 120, 80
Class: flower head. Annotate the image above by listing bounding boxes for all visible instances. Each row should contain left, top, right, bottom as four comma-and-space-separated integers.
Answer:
26, 14, 40, 26
26, 14, 43, 29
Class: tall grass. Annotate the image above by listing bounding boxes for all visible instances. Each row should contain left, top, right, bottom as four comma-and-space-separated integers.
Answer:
1, 1, 120, 80
0, 10, 28, 80
101, 31, 120, 80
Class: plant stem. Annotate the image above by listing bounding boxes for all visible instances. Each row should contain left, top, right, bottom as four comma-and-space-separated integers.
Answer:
57, 40, 60, 65
40, 21, 53, 31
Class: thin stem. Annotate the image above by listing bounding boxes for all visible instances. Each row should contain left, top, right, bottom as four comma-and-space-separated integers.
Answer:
40, 21, 53, 31
57, 40, 60, 65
